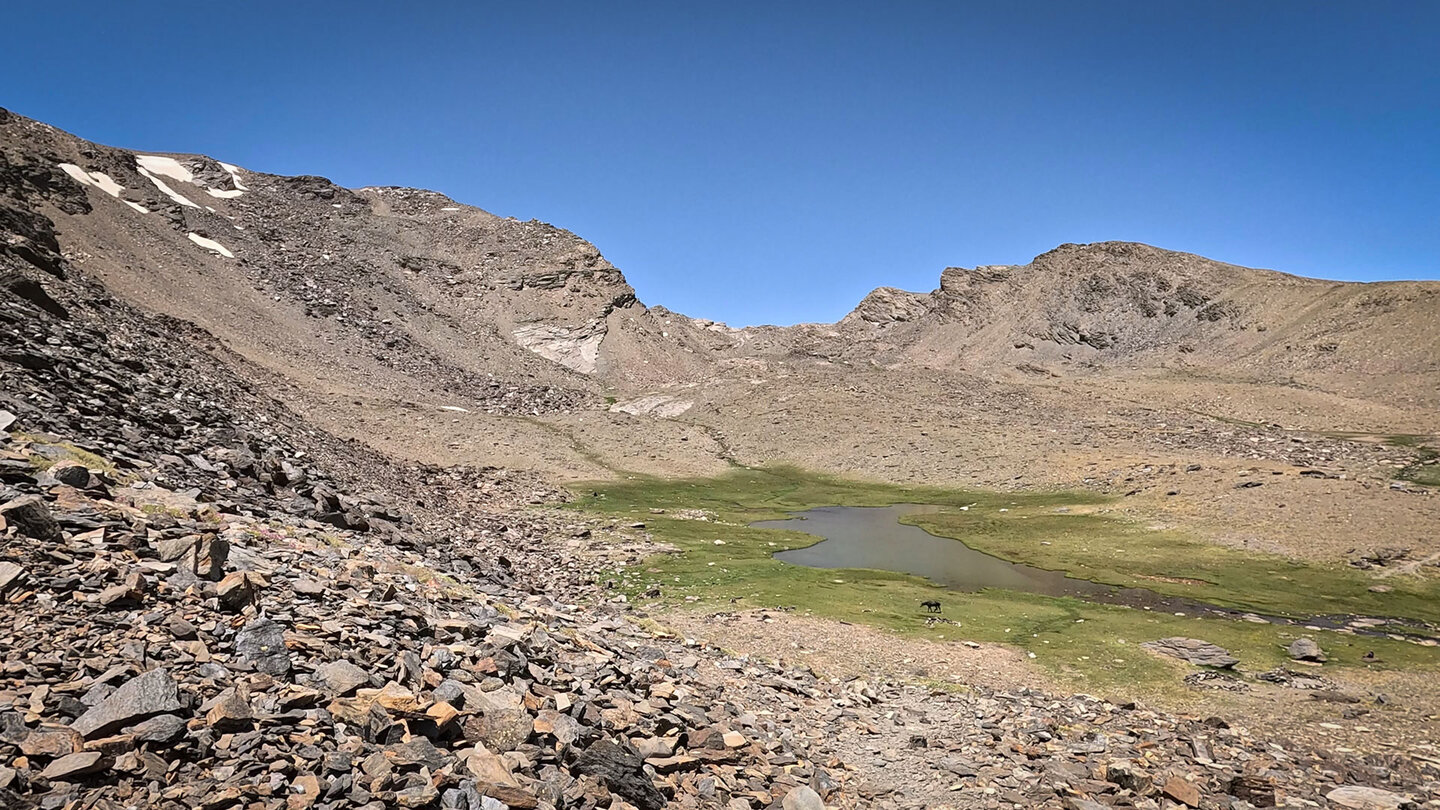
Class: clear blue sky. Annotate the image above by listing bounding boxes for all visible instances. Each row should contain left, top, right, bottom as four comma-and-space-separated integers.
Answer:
4, 2, 1436, 325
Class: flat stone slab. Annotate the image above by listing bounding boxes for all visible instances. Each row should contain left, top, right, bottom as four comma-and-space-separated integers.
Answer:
70, 668, 181, 738
1326, 786, 1414, 809
41, 750, 109, 780
1140, 637, 1238, 668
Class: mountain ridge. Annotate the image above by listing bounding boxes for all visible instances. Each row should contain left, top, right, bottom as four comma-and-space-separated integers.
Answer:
6, 103, 1438, 409
5, 104, 1440, 428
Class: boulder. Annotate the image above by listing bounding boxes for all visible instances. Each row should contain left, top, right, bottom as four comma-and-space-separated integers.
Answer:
461, 687, 530, 751
205, 687, 254, 731
40, 751, 109, 780
0, 495, 62, 542
1288, 637, 1326, 662
315, 660, 371, 696
48, 461, 92, 488
782, 785, 825, 810
574, 740, 666, 810
123, 714, 188, 745
234, 618, 290, 676
0, 561, 24, 593
1162, 776, 1201, 808
70, 668, 181, 738
1226, 774, 1276, 807
1105, 759, 1153, 795
216, 570, 264, 611
1140, 637, 1238, 668
19, 726, 83, 757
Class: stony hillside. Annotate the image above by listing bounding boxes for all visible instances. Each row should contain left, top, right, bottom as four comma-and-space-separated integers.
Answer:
7, 105, 1438, 424
0, 107, 724, 417
2, 237, 1433, 808
4, 106, 1440, 808
729, 242, 1440, 403
0, 248, 863, 809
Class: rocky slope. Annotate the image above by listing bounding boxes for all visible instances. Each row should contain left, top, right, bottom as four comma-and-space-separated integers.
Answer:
0, 175, 847, 808
0, 107, 723, 415
3, 106, 1439, 809
7, 105, 1439, 420
2, 285, 1434, 808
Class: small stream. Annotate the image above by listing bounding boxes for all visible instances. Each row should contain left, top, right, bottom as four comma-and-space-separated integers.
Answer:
752, 504, 1437, 639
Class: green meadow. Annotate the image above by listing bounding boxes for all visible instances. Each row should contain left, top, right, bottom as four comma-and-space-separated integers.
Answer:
568, 466, 1440, 695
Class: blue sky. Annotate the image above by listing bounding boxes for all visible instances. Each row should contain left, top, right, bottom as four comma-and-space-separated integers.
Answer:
4, 2, 1436, 325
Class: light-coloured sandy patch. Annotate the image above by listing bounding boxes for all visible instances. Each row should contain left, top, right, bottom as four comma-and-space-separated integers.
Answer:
513, 322, 605, 374
187, 233, 234, 258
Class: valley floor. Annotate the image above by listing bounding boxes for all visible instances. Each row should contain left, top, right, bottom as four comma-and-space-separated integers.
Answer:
564, 464, 1440, 785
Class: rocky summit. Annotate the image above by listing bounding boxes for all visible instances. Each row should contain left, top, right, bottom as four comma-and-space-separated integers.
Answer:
1, 106, 1438, 810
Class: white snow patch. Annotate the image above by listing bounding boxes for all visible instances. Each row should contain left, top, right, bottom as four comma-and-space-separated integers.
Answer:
217, 161, 249, 191
512, 322, 605, 374
438, 405, 470, 413
57, 163, 149, 212
59, 163, 116, 195
610, 394, 694, 419
440, 206, 461, 212
136, 155, 194, 183
137, 166, 199, 208
187, 233, 234, 258
136, 156, 246, 198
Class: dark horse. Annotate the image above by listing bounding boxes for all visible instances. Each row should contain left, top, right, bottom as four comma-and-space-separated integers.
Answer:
921, 600, 942, 613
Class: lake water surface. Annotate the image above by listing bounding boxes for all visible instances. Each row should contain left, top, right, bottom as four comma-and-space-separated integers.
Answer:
753, 504, 1114, 598
750, 504, 1435, 638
